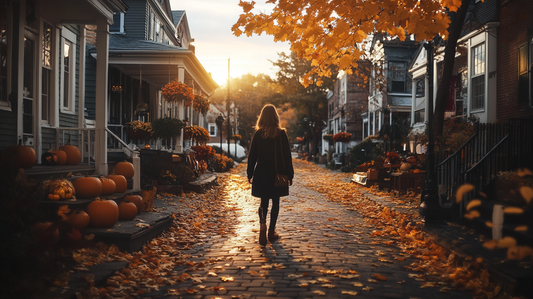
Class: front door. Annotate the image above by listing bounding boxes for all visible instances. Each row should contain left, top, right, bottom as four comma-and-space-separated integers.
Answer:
21, 29, 37, 147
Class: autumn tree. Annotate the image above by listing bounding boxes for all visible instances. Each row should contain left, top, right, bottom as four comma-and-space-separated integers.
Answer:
210, 74, 280, 149
270, 51, 335, 158
233, 0, 471, 138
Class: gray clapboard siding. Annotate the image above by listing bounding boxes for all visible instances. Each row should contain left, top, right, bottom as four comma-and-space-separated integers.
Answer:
123, 0, 148, 39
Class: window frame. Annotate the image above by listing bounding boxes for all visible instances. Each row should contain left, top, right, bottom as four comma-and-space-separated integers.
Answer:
60, 28, 76, 114
387, 61, 407, 93
208, 123, 217, 137
470, 43, 486, 111
110, 12, 125, 33
0, 4, 11, 111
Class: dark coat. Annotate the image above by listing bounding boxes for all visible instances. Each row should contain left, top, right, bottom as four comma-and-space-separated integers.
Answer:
247, 129, 294, 198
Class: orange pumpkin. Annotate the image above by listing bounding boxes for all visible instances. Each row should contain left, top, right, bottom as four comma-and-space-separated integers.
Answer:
68, 210, 90, 230
124, 195, 143, 214
50, 149, 67, 165
87, 198, 119, 228
73, 176, 102, 198
99, 176, 117, 196
108, 174, 127, 193
115, 161, 134, 179
60, 136, 81, 165
8, 140, 36, 168
118, 200, 137, 220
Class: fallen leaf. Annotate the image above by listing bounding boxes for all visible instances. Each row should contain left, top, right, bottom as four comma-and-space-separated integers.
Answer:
312, 290, 326, 295
372, 273, 387, 281
456, 184, 474, 203
342, 290, 358, 295
353, 282, 364, 287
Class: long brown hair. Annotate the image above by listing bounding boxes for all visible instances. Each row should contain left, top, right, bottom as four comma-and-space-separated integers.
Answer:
255, 104, 284, 138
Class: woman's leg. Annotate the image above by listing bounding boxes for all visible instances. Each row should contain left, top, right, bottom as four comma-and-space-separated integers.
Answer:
269, 197, 280, 230
268, 197, 280, 241
258, 198, 269, 245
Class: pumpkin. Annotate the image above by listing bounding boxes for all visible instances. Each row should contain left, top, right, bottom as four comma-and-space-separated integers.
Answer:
99, 176, 117, 196
60, 136, 81, 165
73, 176, 102, 198
118, 200, 137, 220
87, 198, 119, 228
47, 178, 76, 200
144, 144, 150, 149
115, 161, 134, 179
124, 195, 143, 214
400, 162, 412, 172
50, 149, 67, 165
108, 174, 127, 193
68, 210, 90, 230
41, 152, 58, 166
8, 139, 36, 168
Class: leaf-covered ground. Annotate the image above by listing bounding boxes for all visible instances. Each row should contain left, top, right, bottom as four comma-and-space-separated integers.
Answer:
59, 159, 521, 298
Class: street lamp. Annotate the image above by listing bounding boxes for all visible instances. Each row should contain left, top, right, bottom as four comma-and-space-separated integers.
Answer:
216, 115, 225, 154
420, 41, 442, 224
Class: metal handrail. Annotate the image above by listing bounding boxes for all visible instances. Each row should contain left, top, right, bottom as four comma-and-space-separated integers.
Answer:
106, 128, 136, 157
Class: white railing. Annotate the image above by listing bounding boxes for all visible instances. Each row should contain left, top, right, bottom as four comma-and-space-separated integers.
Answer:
56, 127, 140, 190
56, 127, 96, 165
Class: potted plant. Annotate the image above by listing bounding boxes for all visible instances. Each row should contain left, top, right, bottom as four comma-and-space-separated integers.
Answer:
125, 120, 153, 141
151, 117, 186, 141
333, 132, 352, 143
322, 134, 333, 143
184, 125, 211, 145
161, 79, 195, 104
192, 94, 211, 115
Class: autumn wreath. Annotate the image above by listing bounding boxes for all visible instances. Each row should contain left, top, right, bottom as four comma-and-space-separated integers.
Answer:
161, 79, 194, 104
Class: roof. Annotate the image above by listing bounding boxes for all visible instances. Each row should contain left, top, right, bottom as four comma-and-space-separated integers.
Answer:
108, 34, 186, 51
172, 10, 185, 26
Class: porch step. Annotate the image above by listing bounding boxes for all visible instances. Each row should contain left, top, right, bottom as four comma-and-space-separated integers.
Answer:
186, 173, 217, 193
84, 211, 173, 252
39, 189, 141, 210
24, 164, 96, 181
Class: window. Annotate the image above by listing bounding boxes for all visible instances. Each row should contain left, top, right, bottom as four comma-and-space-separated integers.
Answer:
414, 109, 425, 124
60, 28, 76, 113
41, 22, 53, 123
0, 5, 9, 109
388, 61, 407, 93
110, 12, 124, 33
518, 36, 532, 106
416, 79, 425, 97
208, 123, 217, 137
471, 43, 485, 110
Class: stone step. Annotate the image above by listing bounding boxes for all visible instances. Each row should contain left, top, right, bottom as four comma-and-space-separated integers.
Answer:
84, 210, 173, 252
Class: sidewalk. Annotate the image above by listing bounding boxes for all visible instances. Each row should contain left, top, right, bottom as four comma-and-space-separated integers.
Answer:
57, 161, 532, 298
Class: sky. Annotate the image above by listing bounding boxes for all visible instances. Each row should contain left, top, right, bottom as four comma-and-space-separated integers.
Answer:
169, 0, 291, 86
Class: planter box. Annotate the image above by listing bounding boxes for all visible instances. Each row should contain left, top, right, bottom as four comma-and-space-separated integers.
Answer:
367, 169, 379, 180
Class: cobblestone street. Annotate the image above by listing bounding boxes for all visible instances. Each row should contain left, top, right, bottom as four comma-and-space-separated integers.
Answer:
144, 160, 475, 299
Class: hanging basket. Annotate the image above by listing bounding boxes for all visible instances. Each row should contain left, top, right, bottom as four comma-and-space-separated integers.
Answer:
161, 79, 194, 104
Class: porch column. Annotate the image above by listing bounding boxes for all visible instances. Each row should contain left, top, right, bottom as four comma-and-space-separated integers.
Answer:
95, 18, 109, 175
175, 67, 185, 153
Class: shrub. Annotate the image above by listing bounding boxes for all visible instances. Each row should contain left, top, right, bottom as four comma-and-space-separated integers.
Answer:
191, 145, 215, 161
209, 153, 235, 172
348, 136, 382, 171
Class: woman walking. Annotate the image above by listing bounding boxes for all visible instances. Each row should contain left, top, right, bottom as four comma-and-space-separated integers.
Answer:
247, 104, 294, 246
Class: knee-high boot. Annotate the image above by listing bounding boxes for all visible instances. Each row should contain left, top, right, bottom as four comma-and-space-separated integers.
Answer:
259, 207, 267, 246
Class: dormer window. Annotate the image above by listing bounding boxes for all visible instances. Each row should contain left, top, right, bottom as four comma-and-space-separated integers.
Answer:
110, 12, 124, 33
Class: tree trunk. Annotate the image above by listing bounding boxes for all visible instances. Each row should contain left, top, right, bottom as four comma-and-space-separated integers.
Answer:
433, 0, 471, 138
